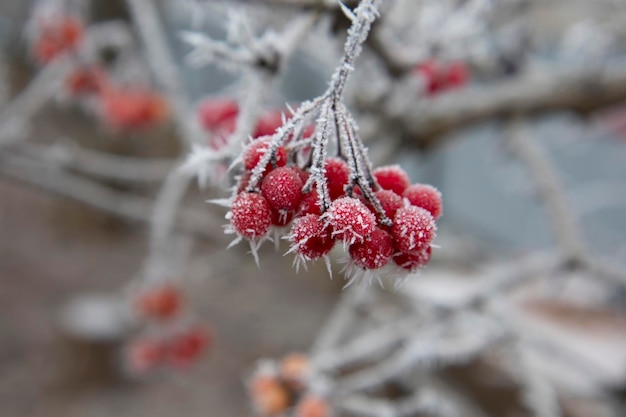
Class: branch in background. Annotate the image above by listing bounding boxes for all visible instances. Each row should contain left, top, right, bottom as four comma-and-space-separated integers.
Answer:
358, 64, 626, 147
15, 142, 174, 183
0, 153, 225, 243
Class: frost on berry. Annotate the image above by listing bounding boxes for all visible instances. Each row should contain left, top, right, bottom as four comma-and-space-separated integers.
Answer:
369, 189, 403, 223
254, 110, 285, 138
287, 214, 335, 272
393, 246, 432, 272
373, 165, 410, 195
295, 395, 331, 417
325, 197, 376, 245
228, 192, 272, 241
392, 206, 436, 253
349, 228, 394, 270
261, 166, 303, 212
403, 183, 443, 220
243, 137, 288, 174
197, 97, 239, 131
298, 190, 322, 216
324, 157, 350, 200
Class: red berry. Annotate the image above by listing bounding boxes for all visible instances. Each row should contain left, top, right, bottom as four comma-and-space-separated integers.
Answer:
393, 246, 432, 272
289, 214, 335, 260
242, 137, 288, 174
249, 376, 290, 417
271, 209, 294, 227
349, 228, 394, 269
373, 165, 410, 195
445, 61, 469, 89
126, 337, 165, 372
135, 284, 182, 320
298, 190, 322, 216
326, 197, 376, 244
325, 157, 350, 200
100, 87, 169, 130
369, 189, 403, 222
261, 166, 303, 211
166, 326, 211, 368
403, 184, 443, 220
254, 110, 284, 138
33, 15, 84, 64
65, 65, 106, 96
392, 206, 436, 253
230, 192, 272, 239
197, 98, 239, 131
295, 395, 331, 417
414, 60, 444, 95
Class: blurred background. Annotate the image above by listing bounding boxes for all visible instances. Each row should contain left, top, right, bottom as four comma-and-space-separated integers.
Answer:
1, 1, 626, 417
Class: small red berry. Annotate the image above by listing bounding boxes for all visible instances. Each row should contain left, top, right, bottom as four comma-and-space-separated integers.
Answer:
254, 110, 285, 138
403, 184, 443, 220
326, 197, 376, 244
230, 192, 272, 239
166, 326, 211, 368
295, 395, 331, 417
271, 209, 294, 227
414, 60, 444, 95
325, 157, 350, 200
369, 189, 403, 222
289, 214, 335, 260
249, 376, 290, 417
197, 98, 239, 131
242, 138, 288, 174
32, 15, 84, 64
373, 165, 410, 195
392, 206, 436, 253
298, 190, 322, 216
445, 61, 469, 89
393, 246, 432, 272
65, 65, 106, 96
349, 227, 394, 270
135, 284, 182, 320
100, 87, 169, 130
261, 166, 303, 212
126, 337, 165, 372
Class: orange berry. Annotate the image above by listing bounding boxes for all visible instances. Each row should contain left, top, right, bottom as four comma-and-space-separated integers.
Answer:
249, 376, 290, 416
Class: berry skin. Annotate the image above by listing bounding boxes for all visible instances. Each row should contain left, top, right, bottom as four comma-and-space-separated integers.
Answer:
392, 206, 436, 253
135, 284, 182, 320
324, 157, 350, 200
271, 209, 294, 227
197, 98, 239, 131
65, 65, 106, 96
100, 88, 169, 131
261, 167, 303, 212
230, 192, 272, 239
446, 61, 469, 89
403, 184, 443, 220
393, 246, 432, 272
373, 165, 410, 195
166, 326, 212, 368
32, 15, 84, 64
415, 60, 444, 95
298, 190, 322, 216
349, 228, 394, 270
254, 110, 284, 138
249, 376, 290, 417
326, 197, 376, 244
369, 189, 403, 222
242, 138, 288, 174
289, 214, 335, 260
295, 395, 331, 417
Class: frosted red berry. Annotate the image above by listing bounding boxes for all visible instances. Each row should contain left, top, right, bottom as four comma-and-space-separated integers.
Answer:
271, 209, 294, 227
326, 197, 376, 244
289, 214, 335, 260
197, 98, 239, 131
393, 246, 432, 272
373, 165, 410, 195
325, 157, 350, 200
261, 166, 303, 212
349, 227, 394, 269
403, 184, 443, 220
298, 190, 322, 216
242, 138, 288, 173
254, 110, 284, 138
230, 192, 272, 239
370, 189, 403, 221
392, 206, 436, 253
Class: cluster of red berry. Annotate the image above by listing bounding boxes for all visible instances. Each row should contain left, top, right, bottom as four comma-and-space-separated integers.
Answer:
248, 354, 330, 417
125, 284, 212, 373
30, 12, 169, 131
414, 59, 469, 96
225, 119, 442, 284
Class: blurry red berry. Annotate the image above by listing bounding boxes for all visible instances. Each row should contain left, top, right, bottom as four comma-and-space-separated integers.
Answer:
126, 337, 165, 373
135, 284, 182, 320
295, 395, 331, 417
33, 15, 84, 64
445, 61, 469, 89
100, 87, 169, 131
249, 375, 290, 417
166, 326, 212, 368
65, 65, 107, 96
197, 98, 239, 131
393, 246, 432, 272
279, 353, 310, 390
254, 110, 285, 138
